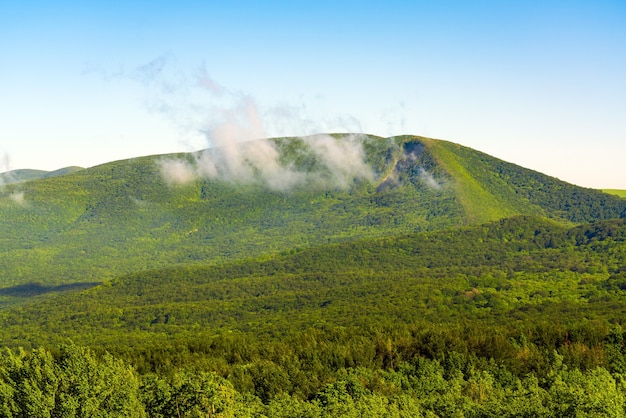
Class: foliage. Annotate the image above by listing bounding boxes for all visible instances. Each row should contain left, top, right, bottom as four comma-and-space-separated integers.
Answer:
3, 341, 626, 416
0, 344, 144, 417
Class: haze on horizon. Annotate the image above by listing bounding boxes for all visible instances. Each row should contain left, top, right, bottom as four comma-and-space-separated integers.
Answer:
1, 1, 625, 189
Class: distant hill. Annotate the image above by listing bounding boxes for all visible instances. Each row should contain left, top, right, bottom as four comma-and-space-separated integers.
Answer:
0, 134, 624, 291
0, 166, 84, 184
604, 189, 626, 198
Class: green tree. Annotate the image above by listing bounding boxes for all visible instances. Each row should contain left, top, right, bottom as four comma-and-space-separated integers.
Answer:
0, 345, 144, 417
140, 369, 243, 418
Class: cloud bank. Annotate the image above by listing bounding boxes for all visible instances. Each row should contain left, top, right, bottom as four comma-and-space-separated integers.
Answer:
144, 60, 374, 190
160, 133, 374, 191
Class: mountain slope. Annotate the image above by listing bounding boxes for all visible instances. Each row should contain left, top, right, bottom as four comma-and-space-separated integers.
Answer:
3, 215, 626, 349
426, 138, 626, 223
604, 189, 626, 198
0, 134, 624, 291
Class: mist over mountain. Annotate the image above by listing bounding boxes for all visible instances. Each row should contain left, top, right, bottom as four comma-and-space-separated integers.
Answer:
1, 134, 624, 291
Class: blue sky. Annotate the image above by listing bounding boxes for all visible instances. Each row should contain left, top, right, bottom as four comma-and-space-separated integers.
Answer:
1, 1, 625, 188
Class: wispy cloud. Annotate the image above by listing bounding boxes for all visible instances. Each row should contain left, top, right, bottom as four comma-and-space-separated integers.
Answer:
160, 133, 374, 191
110, 56, 375, 190
418, 168, 442, 190
0, 153, 14, 187
9, 192, 26, 206
0, 154, 28, 206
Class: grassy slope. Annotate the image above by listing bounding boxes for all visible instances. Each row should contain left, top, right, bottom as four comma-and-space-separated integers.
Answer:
604, 189, 626, 198
423, 138, 522, 223
425, 137, 626, 223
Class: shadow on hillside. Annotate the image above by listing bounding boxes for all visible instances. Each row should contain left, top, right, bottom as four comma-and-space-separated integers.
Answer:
0, 282, 101, 298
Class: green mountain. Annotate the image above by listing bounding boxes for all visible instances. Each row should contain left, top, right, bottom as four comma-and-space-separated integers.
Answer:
0, 166, 84, 184
1, 134, 624, 291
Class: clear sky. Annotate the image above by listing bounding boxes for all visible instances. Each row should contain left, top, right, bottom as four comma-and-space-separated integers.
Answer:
2, 0, 625, 188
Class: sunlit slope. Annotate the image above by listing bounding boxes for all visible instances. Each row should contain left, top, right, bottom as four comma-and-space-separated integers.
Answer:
604, 189, 626, 198
0, 134, 624, 288
424, 138, 626, 223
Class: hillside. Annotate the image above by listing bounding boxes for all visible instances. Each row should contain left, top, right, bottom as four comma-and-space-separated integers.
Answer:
4, 215, 626, 349
1, 134, 624, 293
2, 215, 626, 415
3, 135, 626, 415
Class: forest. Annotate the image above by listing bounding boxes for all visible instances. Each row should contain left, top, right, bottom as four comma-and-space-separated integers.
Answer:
2, 135, 626, 416
2, 216, 626, 415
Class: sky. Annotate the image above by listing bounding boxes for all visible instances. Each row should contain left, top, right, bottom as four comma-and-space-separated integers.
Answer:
1, 0, 625, 189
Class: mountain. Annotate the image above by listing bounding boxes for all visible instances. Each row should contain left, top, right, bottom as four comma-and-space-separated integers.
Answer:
0, 166, 84, 184
1, 134, 624, 292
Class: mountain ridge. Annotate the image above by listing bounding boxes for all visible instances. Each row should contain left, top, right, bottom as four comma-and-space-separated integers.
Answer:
0, 166, 84, 184
1, 134, 624, 292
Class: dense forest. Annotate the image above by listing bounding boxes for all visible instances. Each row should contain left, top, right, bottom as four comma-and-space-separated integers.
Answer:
2, 216, 626, 415
2, 135, 626, 415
